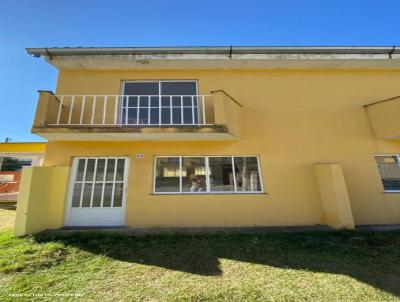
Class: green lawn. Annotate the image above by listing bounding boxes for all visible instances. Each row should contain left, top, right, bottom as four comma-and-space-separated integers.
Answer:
0, 207, 15, 230
1, 209, 400, 301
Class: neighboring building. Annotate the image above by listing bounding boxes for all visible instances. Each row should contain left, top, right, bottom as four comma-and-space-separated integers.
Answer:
15, 46, 400, 235
0, 142, 45, 201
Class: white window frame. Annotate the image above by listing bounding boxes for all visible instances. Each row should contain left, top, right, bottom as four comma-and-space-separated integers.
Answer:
374, 154, 400, 193
121, 80, 199, 126
153, 155, 265, 194
64, 157, 130, 226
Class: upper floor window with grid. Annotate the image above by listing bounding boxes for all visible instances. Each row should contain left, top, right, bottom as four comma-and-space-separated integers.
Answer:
121, 81, 199, 125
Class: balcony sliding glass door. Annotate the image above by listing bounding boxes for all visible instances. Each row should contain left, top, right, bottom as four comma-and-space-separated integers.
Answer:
121, 81, 198, 125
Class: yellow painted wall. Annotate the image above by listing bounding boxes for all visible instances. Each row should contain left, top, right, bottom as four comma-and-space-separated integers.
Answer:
0, 142, 46, 153
313, 163, 355, 230
32, 68, 400, 229
366, 96, 400, 139
15, 166, 70, 236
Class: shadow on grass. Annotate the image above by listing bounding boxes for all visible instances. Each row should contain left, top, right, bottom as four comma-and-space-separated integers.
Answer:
34, 230, 400, 297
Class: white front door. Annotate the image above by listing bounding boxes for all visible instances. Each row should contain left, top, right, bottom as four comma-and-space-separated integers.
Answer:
65, 157, 129, 227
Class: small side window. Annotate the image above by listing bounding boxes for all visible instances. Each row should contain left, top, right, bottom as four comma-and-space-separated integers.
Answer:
375, 155, 400, 192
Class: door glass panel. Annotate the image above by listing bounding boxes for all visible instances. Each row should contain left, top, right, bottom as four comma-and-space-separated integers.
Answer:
113, 183, 123, 207
209, 157, 234, 192
70, 158, 127, 209
106, 159, 116, 181
85, 159, 95, 181
103, 183, 113, 207
71, 183, 82, 207
76, 159, 86, 181
116, 159, 125, 181
81, 183, 92, 207
95, 159, 106, 181
92, 183, 103, 207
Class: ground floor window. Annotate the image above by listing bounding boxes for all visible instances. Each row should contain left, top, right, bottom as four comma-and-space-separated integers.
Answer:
375, 155, 400, 192
154, 156, 264, 194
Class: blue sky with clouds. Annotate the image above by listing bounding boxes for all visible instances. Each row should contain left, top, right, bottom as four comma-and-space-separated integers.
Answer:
1, 0, 399, 141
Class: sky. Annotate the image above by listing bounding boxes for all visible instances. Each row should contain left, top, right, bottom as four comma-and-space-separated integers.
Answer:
0, 0, 399, 142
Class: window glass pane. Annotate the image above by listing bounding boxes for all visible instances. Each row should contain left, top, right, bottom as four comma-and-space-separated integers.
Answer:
116, 159, 125, 181
172, 97, 181, 107
161, 96, 170, 107
139, 97, 149, 107
182, 157, 206, 192
85, 159, 95, 181
150, 97, 159, 107
76, 159, 86, 181
209, 157, 234, 192
161, 108, 171, 124
113, 183, 123, 207
139, 108, 149, 124
182, 96, 192, 106
127, 108, 137, 124
0, 157, 32, 172
128, 96, 138, 107
161, 81, 197, 96
183, 108, 193, 124
155, 157, 180, 192
234, 157, 262, 192
375, 156, 400, 191
95, 159, 106, 181
172, 108, 182, 124
71, 183, 82, 207
150, 108, 159, 124
106, 159, 115, 181
92, 183, 103, 207
81, 183, 92, 207
124, 82, 159, 95
103, 183, 113, 207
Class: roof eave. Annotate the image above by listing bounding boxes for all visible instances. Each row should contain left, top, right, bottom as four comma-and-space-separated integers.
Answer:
26, 46, 400, 57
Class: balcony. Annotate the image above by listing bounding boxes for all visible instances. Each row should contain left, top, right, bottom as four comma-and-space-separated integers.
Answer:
32, 90, 242, 141
365, 96, 400, 140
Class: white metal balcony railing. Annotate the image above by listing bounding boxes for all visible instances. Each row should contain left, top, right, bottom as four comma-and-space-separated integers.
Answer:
51, 95, 213, 126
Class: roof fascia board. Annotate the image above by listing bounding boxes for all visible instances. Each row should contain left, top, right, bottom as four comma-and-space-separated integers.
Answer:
26, 46, 399, 57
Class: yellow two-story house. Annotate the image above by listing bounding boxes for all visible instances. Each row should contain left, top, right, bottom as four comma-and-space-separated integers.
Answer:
15, 46, 400, 235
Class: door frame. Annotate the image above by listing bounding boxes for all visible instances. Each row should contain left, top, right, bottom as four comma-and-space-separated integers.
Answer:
64, 156, 130, 227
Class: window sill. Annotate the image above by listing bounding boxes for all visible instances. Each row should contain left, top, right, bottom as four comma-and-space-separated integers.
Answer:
383, 190, 400, 193
150, 192, 267, 195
